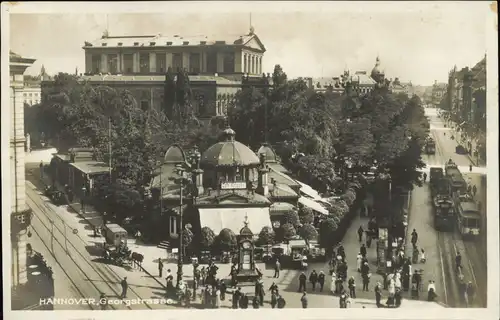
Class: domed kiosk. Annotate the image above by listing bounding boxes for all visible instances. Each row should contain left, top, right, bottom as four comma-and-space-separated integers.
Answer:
194, 127, 273, 238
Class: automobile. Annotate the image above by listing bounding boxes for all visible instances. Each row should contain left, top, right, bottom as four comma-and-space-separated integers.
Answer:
455, 145, 468, 155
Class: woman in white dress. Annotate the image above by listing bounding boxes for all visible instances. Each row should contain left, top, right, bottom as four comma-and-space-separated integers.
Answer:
394, 273, 402, 291
215, 288, 221, 308
356, 253, 362, 272
330, 272, 337, 294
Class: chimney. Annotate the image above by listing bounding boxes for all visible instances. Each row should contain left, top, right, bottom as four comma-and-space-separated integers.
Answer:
256, 153, 269, 196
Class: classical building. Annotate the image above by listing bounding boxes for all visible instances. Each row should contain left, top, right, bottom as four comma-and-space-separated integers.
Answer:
431, 80, 447, 107
42, 28, 267, 122
9, 51, 36, 291
22, 82, 41, 106
148, 128, 326, 246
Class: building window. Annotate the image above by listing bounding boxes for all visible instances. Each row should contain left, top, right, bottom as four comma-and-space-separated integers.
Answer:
123, 54, 133, 73
189, 53, 201, 73
172, 53, 183, 72
92, 54, 101, 73
107, 54, 118, 74
223, 52, 235, 73
156, 53, 166, 73
23, 93, 27, 97
169, 216, 177, 236
139, 53, 150, 73
29, 93, 32, 97
140, 100, 150, 111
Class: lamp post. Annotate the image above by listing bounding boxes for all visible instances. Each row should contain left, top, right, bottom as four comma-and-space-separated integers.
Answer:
173, 147, 201, 288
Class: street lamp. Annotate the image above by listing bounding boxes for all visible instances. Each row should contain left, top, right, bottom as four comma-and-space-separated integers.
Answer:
172, 147, 201, 289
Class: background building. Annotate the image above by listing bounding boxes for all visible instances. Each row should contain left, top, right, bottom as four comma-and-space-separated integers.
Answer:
431, 80, 447, 107
42, 28, 267, 121
9, 51, 36, 295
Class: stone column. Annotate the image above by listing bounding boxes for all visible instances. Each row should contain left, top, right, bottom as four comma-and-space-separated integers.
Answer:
100, 53, 108, 73
251, 55, 255, 74
259, 56, 262, 74
149, 52, 156, 73
243, 53, 247, 73
182, 52, 190, 72
133, 53, 139, 73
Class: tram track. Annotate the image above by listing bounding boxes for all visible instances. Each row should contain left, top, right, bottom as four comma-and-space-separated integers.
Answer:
26, 180, 154, 310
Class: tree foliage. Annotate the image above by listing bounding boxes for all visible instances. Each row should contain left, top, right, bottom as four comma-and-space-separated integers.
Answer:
298, 224, 318, 243
182, 228, 194, 248
200, 226, 216, 248
298, 206, 314, 225
283, 210, 300, 227
216, 228, 237, 250
281, 223, 296, 240
319, 218, 338, 248
257, 226, 275, 245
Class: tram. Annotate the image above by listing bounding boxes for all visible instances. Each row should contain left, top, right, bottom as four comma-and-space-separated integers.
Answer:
456, 201, 481, 237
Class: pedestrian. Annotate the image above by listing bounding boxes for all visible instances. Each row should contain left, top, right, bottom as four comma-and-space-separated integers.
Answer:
339, 290, 348, 308
165, 269, 172, 280
427, 280, 436, 301
395, 288, 402, 307
40, 161, 44, 178
298, 272, 307, 292
412, 246, 419, 264
232, 288, 241, 309
120, 277, 128, 299
469, 164, 473, 172
300, 292, 308, 308
215, 288, 221, 308
330, 272, 336, 294
356, 253, 362, 272
411, 229, 418, 248
420, 248, 426, 263
274, 258, 281, 278
158, 258, 163, 278
472, 185, 477, 197
219, 280, 226, 301
348, 276, 356, 298
240, 293, 249, 309
257, 278, 265, 306
269, 282, 278, 294
375, 282, 382, 307
360, 244, 367, 258
358, 226, 364, 242
318, 271, 325, 292
99, 293, 108, 310
466, 281, 475, 306
277, 295, 286, 308
366, 235, 372, 248
455, 252, 462, 272
252, 296, 260, 309
271, 290, 278, 308
309, 270, 318, 291
467, 184, 472, 193
362, 273, 370, 292
200, 267, 206, 285
361, 261, 369, 277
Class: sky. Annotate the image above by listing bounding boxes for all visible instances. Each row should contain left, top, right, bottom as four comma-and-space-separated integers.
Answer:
6, 1, 494, 86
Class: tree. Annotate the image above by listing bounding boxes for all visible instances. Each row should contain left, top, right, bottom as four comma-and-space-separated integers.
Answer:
298, 224, 318, 244
283, 210, 300, 227
200, 227, 216, 249
216, 228, 237, 251
182, 227, 194, 248
319, 218, 338, 248
281, 223, 296, 240
298, 206, 314, 225
257, 226, 275, 245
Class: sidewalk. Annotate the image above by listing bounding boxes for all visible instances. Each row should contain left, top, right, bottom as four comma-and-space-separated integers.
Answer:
446, 121, 485, 167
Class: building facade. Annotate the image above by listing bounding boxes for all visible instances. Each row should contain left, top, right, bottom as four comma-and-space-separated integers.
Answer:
445, 55, 487, 163
431, 80, 447, 107
42, 29, 267, 121
22, 82, 41, 106
9, 51, 36, 291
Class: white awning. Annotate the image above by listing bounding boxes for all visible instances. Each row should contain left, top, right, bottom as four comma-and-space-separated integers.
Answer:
296, 181, 322, 200
298, 197, 329, 215
198, 207, 272, 235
